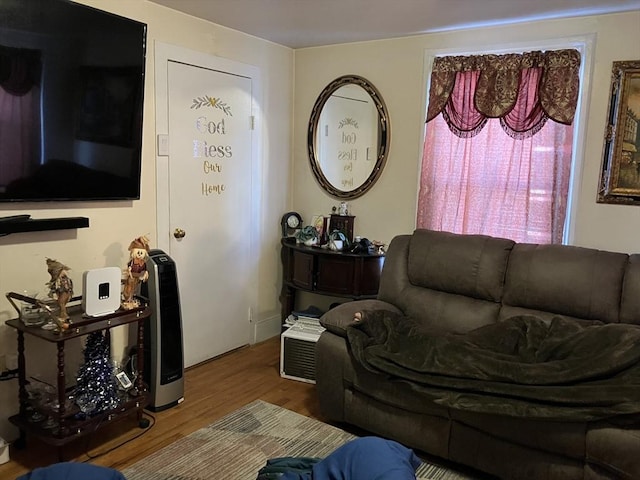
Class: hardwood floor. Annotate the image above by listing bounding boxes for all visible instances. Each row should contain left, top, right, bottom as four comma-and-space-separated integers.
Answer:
0, 336, 323, 478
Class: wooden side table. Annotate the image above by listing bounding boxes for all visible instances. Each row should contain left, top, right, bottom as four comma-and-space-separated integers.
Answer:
5, 303, 151, 458
280, 238, 384, 320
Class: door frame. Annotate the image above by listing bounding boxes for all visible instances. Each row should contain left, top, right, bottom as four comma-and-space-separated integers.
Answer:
154, 41, 262, 334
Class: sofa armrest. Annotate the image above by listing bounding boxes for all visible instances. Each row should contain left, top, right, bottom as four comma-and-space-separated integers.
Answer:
316, 331, 349, 422
320, 299, 403, 338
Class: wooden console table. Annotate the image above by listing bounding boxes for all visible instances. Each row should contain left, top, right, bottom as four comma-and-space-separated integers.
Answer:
280, 238, 385, 320
5, 304, 151, 458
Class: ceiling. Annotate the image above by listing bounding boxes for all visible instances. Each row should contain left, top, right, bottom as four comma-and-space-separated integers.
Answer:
147, 0, 640, 49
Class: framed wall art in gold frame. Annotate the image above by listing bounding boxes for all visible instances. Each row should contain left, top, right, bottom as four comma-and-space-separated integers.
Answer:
597, 60, 640, 205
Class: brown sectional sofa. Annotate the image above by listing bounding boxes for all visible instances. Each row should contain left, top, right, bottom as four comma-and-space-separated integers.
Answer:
315, 229, 640, 479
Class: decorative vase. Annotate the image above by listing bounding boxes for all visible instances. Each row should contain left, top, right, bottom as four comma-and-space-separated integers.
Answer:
328, 230, 348, 252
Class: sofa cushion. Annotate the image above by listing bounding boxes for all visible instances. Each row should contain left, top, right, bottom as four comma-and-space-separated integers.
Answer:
450, 409, 587, 459
586, 423, 640, 479
620, 254, 640, 325
345, 389, 452, 460
397, 285, 501, 333
408, 229, 514, 302
503, 244, 628, 324
498, 305, 602, 326
449, 421, 585, 480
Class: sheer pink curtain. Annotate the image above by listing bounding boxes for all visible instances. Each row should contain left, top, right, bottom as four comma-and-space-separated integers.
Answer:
417, 50, 579, 244
0, 46, 41, 189
0, 87, 38, 187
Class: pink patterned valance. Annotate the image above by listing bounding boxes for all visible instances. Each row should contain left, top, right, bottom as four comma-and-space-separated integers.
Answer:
0, 45, 41, 96
426, 49, 581, 138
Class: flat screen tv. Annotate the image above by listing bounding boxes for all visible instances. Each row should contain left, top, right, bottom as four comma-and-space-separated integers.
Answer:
0, 0, 147, 202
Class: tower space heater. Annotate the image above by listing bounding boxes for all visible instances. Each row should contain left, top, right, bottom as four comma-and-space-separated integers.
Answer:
140, 249, 184, 411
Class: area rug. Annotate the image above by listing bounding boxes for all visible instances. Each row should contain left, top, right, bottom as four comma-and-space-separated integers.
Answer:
122, 400, 477, 479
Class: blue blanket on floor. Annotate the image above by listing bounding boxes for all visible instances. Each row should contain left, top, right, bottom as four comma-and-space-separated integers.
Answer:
17, 462, 125, 480
256, 436, 421, 480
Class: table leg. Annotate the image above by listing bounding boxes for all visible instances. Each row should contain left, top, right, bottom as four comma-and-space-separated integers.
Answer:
136, 313, 145, 395
15, 331, 27, 449
56, 341, 66, 437
17, 331, 27, 416
135, 313, 150, 427
280, 284, 296, 322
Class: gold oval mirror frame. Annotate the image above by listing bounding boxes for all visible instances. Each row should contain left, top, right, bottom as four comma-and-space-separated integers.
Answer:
308, 75, 390, 199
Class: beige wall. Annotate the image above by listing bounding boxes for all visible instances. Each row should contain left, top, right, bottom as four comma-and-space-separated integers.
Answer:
293, 11, 640, 254
0, 0, 293, 439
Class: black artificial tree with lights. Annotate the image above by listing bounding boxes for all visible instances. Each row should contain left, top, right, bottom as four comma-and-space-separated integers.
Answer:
75, 331, 120, 416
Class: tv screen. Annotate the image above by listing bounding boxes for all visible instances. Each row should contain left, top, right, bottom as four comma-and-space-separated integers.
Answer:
0, 0, 147, 202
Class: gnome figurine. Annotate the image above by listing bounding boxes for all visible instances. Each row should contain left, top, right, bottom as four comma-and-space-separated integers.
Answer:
45, 258, 73, 331
122, 235, 150, 309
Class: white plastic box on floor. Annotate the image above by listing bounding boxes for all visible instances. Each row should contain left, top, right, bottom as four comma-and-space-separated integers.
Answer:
280, 322, 325, 383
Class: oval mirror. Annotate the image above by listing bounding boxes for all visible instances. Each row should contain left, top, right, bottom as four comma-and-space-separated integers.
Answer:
308, 75, 390, 199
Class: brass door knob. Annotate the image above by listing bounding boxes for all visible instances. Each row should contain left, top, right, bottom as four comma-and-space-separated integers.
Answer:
173, 228, 186, 239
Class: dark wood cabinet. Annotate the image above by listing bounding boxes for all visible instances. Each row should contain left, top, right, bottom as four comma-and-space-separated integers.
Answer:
280, 238, 384, 319
329, 214, 355, 242
292, 252, 315, 290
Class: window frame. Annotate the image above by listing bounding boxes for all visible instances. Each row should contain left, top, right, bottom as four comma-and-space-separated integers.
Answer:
418, 34, 595, 245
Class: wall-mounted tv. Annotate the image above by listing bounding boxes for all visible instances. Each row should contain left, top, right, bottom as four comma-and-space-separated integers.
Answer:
0, 0, 147, 202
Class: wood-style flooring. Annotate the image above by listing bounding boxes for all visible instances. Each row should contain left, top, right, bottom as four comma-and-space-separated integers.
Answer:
0, 336, 322, 479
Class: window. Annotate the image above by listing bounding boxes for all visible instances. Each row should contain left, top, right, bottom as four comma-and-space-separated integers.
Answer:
417, 49, 581, 244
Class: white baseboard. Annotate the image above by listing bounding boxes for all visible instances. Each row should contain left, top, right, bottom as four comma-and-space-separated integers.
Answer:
253, 314, 281, 343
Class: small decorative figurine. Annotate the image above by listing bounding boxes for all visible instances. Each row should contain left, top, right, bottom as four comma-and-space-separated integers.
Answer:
45, 258, 73, 331
372, 240, 387, 255
122, 235, 150, 309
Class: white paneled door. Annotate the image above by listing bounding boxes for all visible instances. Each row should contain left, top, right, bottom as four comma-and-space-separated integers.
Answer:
156, 44, 259, 368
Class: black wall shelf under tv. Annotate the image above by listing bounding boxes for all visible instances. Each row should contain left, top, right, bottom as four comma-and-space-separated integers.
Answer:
0, 217, 90, 236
